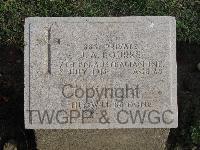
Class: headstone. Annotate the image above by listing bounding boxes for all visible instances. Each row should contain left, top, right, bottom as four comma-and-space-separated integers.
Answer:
24, 17, 177, 129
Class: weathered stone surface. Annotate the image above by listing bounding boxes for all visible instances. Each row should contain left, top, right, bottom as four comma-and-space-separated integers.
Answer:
35, 129, 169, 150
24, 17, 177, 129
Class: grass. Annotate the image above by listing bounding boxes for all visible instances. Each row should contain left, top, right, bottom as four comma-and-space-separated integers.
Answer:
191, 123, 200, 145
0, 0, 199, 49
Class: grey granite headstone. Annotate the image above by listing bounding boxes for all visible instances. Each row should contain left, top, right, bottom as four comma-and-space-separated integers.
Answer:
24, 17, 177, 129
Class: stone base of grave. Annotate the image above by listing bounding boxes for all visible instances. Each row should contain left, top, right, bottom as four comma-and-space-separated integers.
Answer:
35, 129, 169, 150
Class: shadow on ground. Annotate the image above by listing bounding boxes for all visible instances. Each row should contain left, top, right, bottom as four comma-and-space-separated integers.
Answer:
0, 46, 36, 150
167, 42, 200, 149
